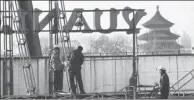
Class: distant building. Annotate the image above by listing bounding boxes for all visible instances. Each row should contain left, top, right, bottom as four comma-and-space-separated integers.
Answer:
179, 33, 192, 53
138, 6, 184, 54
180, 33, 192, 49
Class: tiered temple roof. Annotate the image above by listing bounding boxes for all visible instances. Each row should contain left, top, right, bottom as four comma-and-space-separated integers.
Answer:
138, 6, 184, 52
138, 30, 180, 40
142, 6, 174, 28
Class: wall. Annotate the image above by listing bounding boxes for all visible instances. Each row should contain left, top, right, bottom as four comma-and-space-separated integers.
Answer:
0, 55, 194, 96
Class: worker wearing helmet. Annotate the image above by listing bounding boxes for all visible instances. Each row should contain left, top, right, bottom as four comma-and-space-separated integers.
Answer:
158, 65, 170, 99
52, 45, 64, 92
68, 46, 86, 94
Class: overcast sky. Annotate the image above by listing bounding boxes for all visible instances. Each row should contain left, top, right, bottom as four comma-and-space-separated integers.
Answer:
33, 1, 194, 51
1, 1, 194, 53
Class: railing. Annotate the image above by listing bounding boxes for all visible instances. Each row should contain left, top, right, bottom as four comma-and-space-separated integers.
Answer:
0, 50, 194, 59
83, 50, 194, 56
1, 49, 193, 57
170, 69, 194, 93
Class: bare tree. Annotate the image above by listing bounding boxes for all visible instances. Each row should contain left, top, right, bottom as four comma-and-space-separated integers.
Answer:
88, 34, 132, 54
40, 36, 81, 56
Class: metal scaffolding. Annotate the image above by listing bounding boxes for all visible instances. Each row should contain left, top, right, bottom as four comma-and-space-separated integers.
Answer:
0, 0, 144, 98
48, 0, 73, 95
1, 1, 36, 97
1, 0, 193, 99
1, 1, 14, 97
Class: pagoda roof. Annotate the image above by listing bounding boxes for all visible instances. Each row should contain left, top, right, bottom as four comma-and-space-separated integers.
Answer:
138, 30, 180, 41
139, 42, 184, 50
143, 6, 174, 28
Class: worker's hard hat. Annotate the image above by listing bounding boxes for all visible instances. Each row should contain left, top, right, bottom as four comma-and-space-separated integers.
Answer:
158, 65, 166, 71
53, 45, 60, 50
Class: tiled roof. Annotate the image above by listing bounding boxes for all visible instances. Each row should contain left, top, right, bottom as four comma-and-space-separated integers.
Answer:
143, 6, 174, 28
138, 30, 179, 40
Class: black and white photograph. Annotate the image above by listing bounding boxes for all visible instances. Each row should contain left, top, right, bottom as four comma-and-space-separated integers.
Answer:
0, 0, 194, 99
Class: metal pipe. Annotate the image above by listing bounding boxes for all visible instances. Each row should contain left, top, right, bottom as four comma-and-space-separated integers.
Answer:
0, 9, 145, 12
114, 57, 117, 92
0, 0, 2, 96
2, 1, 7, 96
0, 28, 140, 33
132, 11, 136, 79
48, 0, 53, 94
132, 10, 137, 99
36, 59, 39, 94
176, 56, 179, 95
9, 1, 14, 95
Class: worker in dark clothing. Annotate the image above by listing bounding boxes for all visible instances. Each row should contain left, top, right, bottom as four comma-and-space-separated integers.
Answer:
158, 65, 170, 99
68, 46, 86, 94
52, 45, 64, 92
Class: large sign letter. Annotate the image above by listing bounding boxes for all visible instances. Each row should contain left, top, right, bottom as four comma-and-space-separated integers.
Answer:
33, 8, 42, 33
122, 7, 146, 28
18, 9, 28, 33
36, 8, 57, 34
95, 8, 120, 33
63, 9, 92, 33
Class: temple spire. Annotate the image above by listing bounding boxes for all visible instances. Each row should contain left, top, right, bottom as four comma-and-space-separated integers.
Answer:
157, 5, 159, 11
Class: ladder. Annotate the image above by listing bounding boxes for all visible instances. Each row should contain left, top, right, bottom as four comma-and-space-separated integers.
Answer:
56, 1, 72, 92
48, 1, 72, 94
170, 69, 194, 93
8, 1, 36, 95
1, 1, 14, 96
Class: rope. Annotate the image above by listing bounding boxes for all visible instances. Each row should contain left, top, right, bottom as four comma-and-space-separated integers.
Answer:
53, 0, 71, 92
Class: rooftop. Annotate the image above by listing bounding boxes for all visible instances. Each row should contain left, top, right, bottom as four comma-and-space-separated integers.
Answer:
138, 30, 180, 40
143, 6, 174, 28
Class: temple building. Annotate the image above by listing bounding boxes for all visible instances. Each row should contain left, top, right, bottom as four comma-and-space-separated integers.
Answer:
138, 6, 184, 54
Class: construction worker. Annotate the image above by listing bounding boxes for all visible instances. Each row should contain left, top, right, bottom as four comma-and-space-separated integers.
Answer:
68, 46, 86, 94
158, 65, 170, 99
52, 45, 65, 92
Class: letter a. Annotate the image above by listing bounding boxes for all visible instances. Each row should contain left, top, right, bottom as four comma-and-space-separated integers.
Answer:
63, 9, 92, 33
